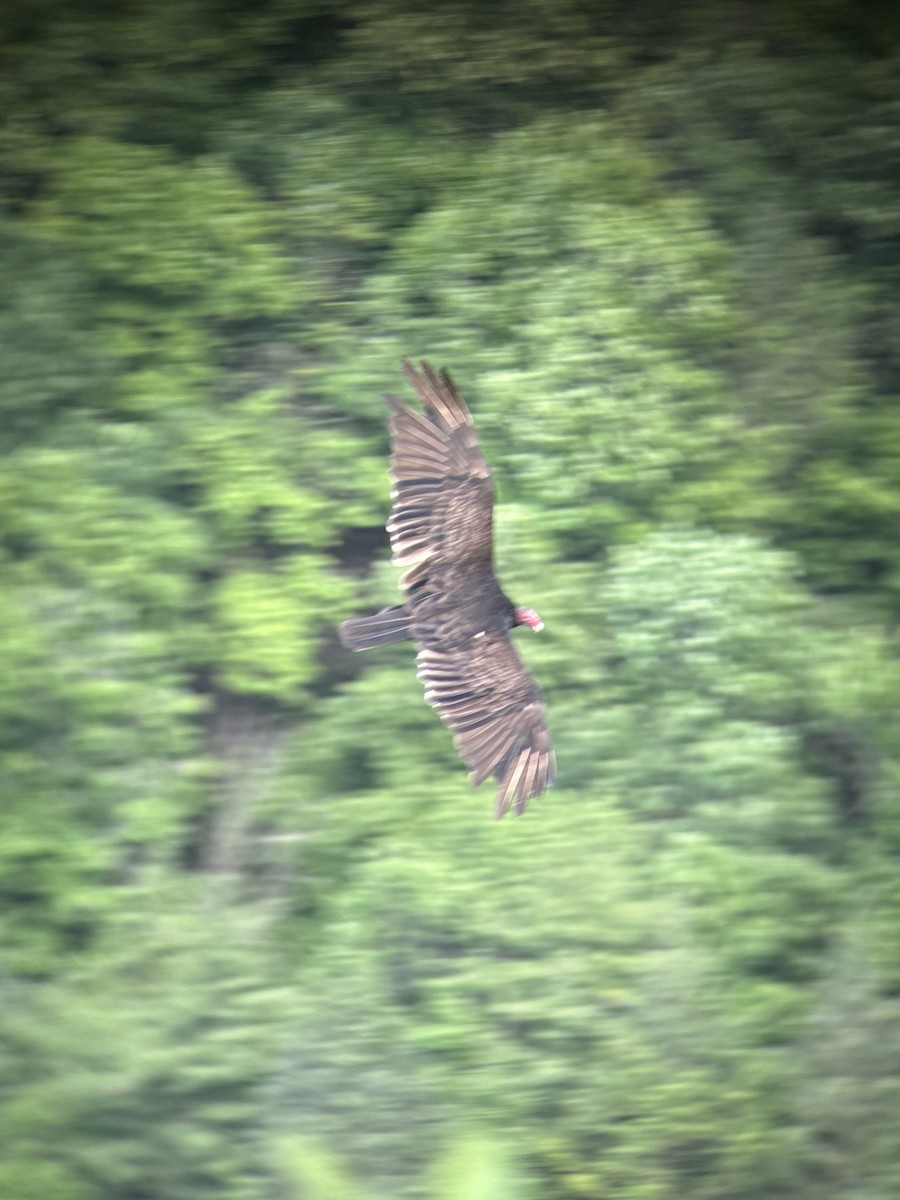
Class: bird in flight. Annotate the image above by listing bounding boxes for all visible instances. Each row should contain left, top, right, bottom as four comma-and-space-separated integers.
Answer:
340, 360, 555, 816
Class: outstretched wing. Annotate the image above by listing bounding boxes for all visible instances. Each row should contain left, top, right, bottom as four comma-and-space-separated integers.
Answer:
386, 360, 495, 575
385, 359, 555, 816
417, 632, 556, 817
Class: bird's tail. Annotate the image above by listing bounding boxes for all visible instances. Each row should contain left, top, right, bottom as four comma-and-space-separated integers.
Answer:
339, 606, 411, 651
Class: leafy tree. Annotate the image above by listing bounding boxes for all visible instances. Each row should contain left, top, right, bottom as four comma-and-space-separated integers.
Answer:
1, 4, 899, 1199
0, 890, 289, 1200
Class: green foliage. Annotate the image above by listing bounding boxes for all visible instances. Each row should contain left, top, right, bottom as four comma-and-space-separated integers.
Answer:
0, 222, 114, 438
272, 1132, 533, 1200
1, 4, 900, 1200
212, 554, 348, 702
0, 0, 293, 155
33, 140, 285, 306
266, 794, 818, 1199
627, 28, 900, 607
428, 1136, 535, 1200
347, 116, 745, 557
261, 530, 862, 1197
274, 1136, 374, 1200
0, 890, 290, 1200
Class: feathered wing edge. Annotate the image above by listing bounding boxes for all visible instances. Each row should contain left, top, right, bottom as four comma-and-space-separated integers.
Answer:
384, 397, 451, 569
339, 606, 411, 651
417, 640, 557, 818
385, 360, 492, 575
400, 359, 473, 431
342, 359, 489, 643
486, 720, 557, 818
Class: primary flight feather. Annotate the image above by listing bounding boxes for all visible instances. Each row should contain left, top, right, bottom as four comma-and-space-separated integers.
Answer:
339, 360, 555, 817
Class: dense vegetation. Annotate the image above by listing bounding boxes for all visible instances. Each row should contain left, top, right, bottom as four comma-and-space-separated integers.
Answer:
2, 2, 900, 1196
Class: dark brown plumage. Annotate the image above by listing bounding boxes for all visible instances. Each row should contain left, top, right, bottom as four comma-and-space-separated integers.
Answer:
339, 360, 555, 817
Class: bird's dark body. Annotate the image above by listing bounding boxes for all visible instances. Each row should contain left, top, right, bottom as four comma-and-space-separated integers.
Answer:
339, 360, 555, 816
407, 552, 517, 649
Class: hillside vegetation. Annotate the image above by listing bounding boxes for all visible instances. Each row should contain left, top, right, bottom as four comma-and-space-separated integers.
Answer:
2, 3, 900, 1197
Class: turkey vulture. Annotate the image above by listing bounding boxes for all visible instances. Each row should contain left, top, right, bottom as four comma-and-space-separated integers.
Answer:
339, 360, 555, 817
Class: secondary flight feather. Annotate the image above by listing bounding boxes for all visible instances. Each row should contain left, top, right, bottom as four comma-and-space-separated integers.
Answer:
339, 360, 555, 817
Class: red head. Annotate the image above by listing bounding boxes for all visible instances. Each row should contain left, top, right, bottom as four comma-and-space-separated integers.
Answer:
515, 606, 544, 632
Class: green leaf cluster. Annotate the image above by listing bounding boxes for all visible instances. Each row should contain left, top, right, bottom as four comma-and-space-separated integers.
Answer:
1, 3, 900, 1199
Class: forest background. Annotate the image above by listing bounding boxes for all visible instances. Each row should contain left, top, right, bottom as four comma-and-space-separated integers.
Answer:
2, 2, 900, 1197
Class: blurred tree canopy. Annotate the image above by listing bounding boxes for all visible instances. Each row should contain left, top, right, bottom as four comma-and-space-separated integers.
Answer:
1, 1, 900, 1197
